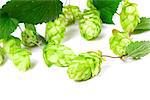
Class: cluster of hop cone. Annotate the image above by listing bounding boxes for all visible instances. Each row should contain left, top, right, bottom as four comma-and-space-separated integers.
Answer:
0, 0, 140, 81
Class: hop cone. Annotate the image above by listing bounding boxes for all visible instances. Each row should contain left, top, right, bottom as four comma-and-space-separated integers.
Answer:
63, 5, 81, 26
45, 5, 81, 44
3, 36, 31, 71
0, 47, 5, 65
67, 51, 102, 81
87, 0, 96, 9
120, 0, 140, 33
109, 29, 132, 56
45, 15, 66, 44
79, 9, 102, 40
9, 48, 31, 72
43, 44, 76, 67
3, 36, 21, 54
21, 24, 44, 47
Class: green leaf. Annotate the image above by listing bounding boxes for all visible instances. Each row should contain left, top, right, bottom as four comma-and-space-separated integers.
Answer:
0, 9, 2, 15
1, 0, 63, 24
0, 14, 19, 39
93, 0, 122, 24
126, 41, 150, 59
132, 17, 150, 34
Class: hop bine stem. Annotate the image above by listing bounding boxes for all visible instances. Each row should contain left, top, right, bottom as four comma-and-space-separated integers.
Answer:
31, 41, 43, 49
102, 55, 127, 60
116, 12, 120, 16
102, 55, 122, 58
18, 25, 23, 33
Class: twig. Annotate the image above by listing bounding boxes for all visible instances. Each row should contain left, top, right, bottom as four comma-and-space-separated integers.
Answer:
116, 12, 120, 16
34, 42, 43, 49
18, 25, 23, 33
102, 55, 122, 59
102, 55, 128, 62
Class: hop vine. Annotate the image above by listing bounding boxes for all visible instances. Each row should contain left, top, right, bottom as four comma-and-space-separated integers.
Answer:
0, 0, 150, 82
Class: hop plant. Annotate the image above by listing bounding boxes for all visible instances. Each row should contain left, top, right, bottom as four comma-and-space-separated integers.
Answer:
21, 24, 44, 47
9, 48, 31, 72
120, 0, 140, 33
3, 36, 31, 71
79, 9, 102, 40
43, 44, 76, 67
0, 47, 5, 65
45, 15, 66, 44
109, 29, 132, 56
67, 51, 103, 81
63, 5, 81, 26
87, 0, 96, 9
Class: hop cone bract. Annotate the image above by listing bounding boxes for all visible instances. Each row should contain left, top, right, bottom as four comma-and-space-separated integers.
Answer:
67, 51, 102, 81
79, 9, 102, 40
120, 0, 140, 33
109, 29, 132, 56
43, 44, 76, 67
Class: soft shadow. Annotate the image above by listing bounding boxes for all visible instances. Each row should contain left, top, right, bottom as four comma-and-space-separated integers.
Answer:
100, 64, 111, 75
63, 28, 79, 42
95, 31, 106, 41
93, 25, 108, 41
30, 60, 37, 70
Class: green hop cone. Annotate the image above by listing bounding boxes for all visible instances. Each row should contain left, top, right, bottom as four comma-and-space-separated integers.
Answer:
43, 44, 76, 67
3, 36, 21, 54
3, 36, 31, 71
45, 16, 66, 44
120, 0, 140, 33
87, 0, 96, 9
45, 5, 81, 44
9, 48, 31, 72
109, 29, 132, 56
63, 5, 81, 26
67, 51, 103, 81
0, 47, 5, 65
79, 9, 102, 40
21, 24, 44, 47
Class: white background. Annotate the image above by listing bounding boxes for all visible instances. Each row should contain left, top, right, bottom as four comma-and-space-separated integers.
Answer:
0, 0, 150, 100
